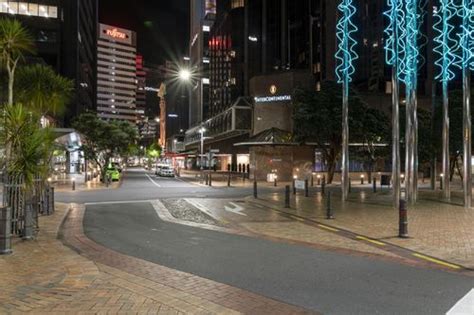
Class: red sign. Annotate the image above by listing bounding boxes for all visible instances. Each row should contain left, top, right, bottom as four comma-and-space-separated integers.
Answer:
105, 28, 127, 39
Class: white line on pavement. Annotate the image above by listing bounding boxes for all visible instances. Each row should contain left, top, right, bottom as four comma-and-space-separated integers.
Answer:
84, 200, 154, 206
446, 289, 474, 315
146, 173, 161, 187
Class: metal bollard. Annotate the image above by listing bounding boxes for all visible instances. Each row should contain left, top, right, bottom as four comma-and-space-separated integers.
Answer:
317, 176, 321, 186
23, 201, 34, 240
253, 181, 258, 198
208, 173, 212, 186
440, 177, 443, 190
304, 179, 309, 197
349, 180, 352, 193
321, 178, 326, 195
227, 171, 231, 187
326, 191, 334, 219
361, 176, 364, 185
311, 174, 314, 187
293, 180, 296, 195
0, 207, 12, 255
399, 199, 408, 238
205, 174, 209, 186
274, 177, 277, 187
285, 185, 290, 208
72, 178, 76, 190
373, 178, 377, 193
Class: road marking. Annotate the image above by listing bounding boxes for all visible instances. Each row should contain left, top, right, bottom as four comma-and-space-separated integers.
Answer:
412, 253, 462, 270
224, 202, 247, 216
317, 224, 340, 232
145, 174, 161, 187
356, 236, 386, 246
84, 200, 153, 206
447, 289, 474, 315
185, 198, 224, 222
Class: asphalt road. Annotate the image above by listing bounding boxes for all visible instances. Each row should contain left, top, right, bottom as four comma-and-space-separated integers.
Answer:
56, 168, 264, 204
84, 201, 473, 315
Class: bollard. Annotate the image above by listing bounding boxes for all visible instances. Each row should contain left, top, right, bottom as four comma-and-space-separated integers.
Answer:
274, 177, 277, 187
253, 181, 258, 198
23, 201, 34, 240
321, 177, 326, 195
373, 178, 377, 193
205, 173, 209, 186
293, 180, 296, 195
49, 187, 55, 214
311, 174, 314, 187
227, 171, 231, 187
399, 199, 408, 238
439, 177, 443, 190
304, 179, 309, 197
209, 173, 212, 186
72, 178, 76, 190
285, 185, 290, 208
349, 180, 352, 193
361, 176, 364, 185
326, 191, 334, 219
0, 207, 12, 255
317, 176, 321, 186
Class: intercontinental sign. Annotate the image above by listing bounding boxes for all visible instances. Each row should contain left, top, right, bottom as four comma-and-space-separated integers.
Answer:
254, 95, 292, 103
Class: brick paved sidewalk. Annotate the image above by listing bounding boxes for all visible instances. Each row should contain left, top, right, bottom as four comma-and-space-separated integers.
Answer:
0, 203, 315, 314
255, 190, 474, 269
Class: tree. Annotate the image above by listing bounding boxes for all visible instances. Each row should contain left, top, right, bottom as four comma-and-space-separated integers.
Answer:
292, 81, 390, 183
0, 104, 54, 187
0, 18, 35, 105
15, 64, 74, 116
72, 113, 138, 179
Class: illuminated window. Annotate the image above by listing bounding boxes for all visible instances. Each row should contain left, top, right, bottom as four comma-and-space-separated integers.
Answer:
8, 2, 18, 14
18, 2, 27, 14
231, 0, 244, 9
28, 3, 37, 15
0, 1, 7, 13
38, 5, 48, 17
48, 6, 57, 18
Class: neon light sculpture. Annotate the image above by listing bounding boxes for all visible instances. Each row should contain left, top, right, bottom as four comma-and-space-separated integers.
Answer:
433, 0, 457, 200
457, 0, 474, 207
335, 0, 358, 201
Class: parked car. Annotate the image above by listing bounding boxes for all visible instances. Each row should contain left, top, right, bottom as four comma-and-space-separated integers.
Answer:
106, 167, 121, 181
159, 165, 175, 177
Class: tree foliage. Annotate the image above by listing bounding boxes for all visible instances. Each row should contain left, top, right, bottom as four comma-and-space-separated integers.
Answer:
0, 18, 35, 105
292, 81, 390, 183
72, 113, 138, 177
15, 64, 74, 116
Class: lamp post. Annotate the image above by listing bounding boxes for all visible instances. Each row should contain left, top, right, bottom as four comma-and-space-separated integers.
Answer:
199, 127, 206, 183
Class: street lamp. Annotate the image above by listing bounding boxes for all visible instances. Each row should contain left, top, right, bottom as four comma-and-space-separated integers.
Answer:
199, 127, 206, 183
179, 69, 191, 82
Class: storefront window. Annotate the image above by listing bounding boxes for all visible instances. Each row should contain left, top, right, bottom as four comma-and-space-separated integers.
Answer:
0, 1, 57, 18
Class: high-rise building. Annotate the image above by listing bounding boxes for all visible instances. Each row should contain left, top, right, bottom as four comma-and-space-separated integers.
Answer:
189, 0, 215, 126
97, 23, 137, 123
0, 0, 98, 124
136, 54, 146, 122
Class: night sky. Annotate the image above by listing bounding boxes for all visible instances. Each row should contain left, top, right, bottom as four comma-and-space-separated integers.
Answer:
99, 0, 189, 65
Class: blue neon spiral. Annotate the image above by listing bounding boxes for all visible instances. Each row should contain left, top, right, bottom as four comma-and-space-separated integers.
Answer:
384, 0, 405, 79
433, 0, 458, 82
335, 0, 358, 84
400, 0, 419, 86
457, 0, 474, 70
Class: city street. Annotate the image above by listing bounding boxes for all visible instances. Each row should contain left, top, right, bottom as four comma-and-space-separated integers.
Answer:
56, 169, 473, 314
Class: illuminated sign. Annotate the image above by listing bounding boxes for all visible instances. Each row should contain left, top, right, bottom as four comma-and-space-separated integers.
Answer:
270, 85, 277, 95
254, 95, 292, 103
105, 28, 127, 39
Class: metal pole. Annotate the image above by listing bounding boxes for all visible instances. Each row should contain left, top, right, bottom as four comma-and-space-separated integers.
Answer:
285, 185, 290, 208
392, 67, 401, 210
442, 81, 450, 199
463, 68, 472, 207
342, 77, 350, 201
200, 130, 204, 184
405, 86, 413, 203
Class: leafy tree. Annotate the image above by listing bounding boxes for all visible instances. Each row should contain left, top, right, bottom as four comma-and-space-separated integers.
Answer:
292, 81, 390, 183
0, 104, 54, 188
15, 64, 74, 116
72, 113, 138, 179
0, 18, 35, 105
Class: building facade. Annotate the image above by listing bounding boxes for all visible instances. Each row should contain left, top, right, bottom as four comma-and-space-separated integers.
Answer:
0, 0, 98, 125
189, 0, 215, 127
96, 23, 137, 123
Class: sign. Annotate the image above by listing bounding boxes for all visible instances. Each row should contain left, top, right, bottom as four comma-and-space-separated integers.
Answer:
105, 28, 126, 39
254, 95, 292, 103
210, 149, 220, 153
99, 23, 133, 45
224, 202, 247, 216
270, 85, 277, 95
295, 180, 305, 190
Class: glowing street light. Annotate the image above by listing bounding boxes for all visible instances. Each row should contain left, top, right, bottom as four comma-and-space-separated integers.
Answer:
179, 69, 191, 82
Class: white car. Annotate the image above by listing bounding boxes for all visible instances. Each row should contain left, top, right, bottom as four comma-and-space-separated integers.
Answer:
159, 165, 175, 177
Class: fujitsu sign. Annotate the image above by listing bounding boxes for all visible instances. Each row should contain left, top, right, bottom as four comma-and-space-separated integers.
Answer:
105, 28, 127, 39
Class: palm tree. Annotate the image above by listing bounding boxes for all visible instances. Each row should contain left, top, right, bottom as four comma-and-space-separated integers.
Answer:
0, 18, 35, 105
15, 64, 74, 116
